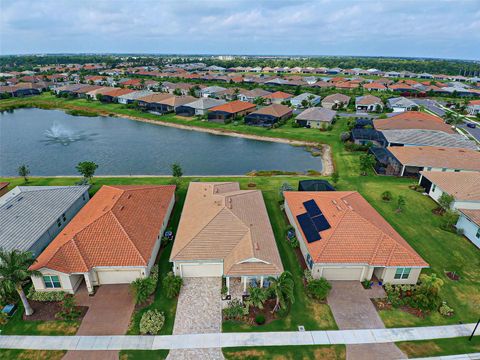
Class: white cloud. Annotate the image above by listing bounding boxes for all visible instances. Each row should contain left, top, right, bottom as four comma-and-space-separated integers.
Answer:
0, 0, 478, 59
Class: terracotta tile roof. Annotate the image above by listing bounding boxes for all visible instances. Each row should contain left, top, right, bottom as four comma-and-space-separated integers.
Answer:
458, 209, 480, 226
101, 88, 136, 97
389, 83, 413, 90
249, 104, 292, 117
263, 91, 293, 99
356, 95, 383, 105
170, 182, 283, 276
364, 82, 387, 90
374, 111, 455, 134
209, 100, 256, 114
137, 93, 174, 103
469, 100, 480, 105
388, 146, 480, 171
31, 185, 175, 273
420, 171, 480, 201
322, 93, 351, 104
0, 182, 9, 190
158, 95, 196, 107
284, 191, 428, 267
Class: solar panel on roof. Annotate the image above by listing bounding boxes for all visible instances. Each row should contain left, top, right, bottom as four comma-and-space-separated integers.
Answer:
297, 213, 321, 243
303, 199, 321, 217
312, 214, 331, 232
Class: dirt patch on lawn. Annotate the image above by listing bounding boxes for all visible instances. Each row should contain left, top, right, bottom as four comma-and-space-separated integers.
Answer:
308, 302, 336, 329
224, 349, 266, 359
397, 341, 442, 358
23, 301, 88, 322
313, 347, 345, 360
36, 321, 80, 335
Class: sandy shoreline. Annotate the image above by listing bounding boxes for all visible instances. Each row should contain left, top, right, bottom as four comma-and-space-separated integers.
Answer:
114, 113, 334, 176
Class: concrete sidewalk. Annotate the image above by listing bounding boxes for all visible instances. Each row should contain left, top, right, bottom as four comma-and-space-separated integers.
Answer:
411, 353, 480, 360
0, 323, 477, 351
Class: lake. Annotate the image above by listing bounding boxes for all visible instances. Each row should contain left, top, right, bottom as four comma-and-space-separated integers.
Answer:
0, 108, 322, 176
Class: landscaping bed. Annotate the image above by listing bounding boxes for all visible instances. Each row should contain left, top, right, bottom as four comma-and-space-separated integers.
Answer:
23, 301, 88, 322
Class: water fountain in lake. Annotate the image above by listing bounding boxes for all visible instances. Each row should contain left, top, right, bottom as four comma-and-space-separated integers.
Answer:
43, 122, 96, 145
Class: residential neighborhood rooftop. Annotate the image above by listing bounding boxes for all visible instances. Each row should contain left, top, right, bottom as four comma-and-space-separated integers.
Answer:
420, 171, 480, 202
284, 191, 428, 267
170, 182, 284, 276
31, 185, 176, 273
388, 146, 480, 171
381, 129, 478, 150
0, 186, 89, 253
209, 100, 256, 114
375, 111, 454, 134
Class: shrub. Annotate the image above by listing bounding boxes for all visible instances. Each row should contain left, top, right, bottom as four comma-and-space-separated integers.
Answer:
381, 191, 392, 202
139, 309, 165, 335
305, 277, 332, 301
130, 266, 159, 305
340, 132, 350, 142
56, 295, 81, 320
362, 279, 372, 289
439, 302, 454, 317
162, 272, 183, 299
223, 299, 244, 320
304, 269, 314, 283
288, 236, 299, 248
27, 288, 66, 302
255, 314, 266, 325
0, 312, 8, 325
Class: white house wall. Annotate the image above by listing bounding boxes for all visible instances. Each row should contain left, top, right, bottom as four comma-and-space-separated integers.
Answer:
456, 215, 480, 249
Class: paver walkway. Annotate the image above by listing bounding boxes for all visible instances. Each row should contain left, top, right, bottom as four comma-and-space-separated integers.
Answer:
327, 281, 406, 360
63, 284, 135, 360
166, 277, 224, 360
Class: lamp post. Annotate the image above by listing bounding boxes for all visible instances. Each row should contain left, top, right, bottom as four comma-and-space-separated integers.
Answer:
469, 319, 480, 341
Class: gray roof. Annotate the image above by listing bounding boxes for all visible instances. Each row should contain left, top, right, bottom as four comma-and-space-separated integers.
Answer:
381, 129, 478, 150
0, 186, 89, 253
296, 107, 336, 122
201, 86, 227, 94
117, 90, 153, 101
291, 93, 321, 102
183, 98, 226, 110
387, 97, 417, 108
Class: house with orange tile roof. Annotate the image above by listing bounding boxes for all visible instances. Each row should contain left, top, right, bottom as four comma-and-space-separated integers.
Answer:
170, 182, 283, 293
284, 191, 428, 284
467, 100, 480, 115
207, 100, 256, 123
30, 185, 175, 294
0, 182, 9, 197
385, 146, 480, 177
374, 111, 455, 134
262, 91, 293, 104
244, 104, 292, 127
418, 171, 480, 211
355, 95, 384, 112
363, 82, 387, 91
100, 88, 137, 103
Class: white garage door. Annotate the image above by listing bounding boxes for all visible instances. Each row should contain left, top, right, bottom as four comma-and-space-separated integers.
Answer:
96, 269, 142, 284
322, 267, 364, 281
180, 263, 223, 277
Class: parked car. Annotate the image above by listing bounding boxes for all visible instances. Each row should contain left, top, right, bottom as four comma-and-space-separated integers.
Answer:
466, 122, 476, 128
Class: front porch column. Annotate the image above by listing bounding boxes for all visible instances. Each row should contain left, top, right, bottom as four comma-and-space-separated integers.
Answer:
226, 277, 230, 295
243, 276, 247, 293
260, 276, 264, 288
84, 272, 94, 295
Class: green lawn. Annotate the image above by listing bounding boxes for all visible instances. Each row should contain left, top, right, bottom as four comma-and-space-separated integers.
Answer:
397, 336, 480, 358
0, 349, 65, 360
223, 345, 346, 359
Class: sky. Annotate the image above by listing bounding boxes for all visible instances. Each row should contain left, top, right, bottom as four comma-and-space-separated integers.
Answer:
1, 0, 479, 60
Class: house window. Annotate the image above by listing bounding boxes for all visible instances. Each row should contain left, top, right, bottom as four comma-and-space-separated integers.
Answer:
43, 275, 61, 288
432, 185, 436, 192
454, 169, 460, 172
426, 167, 432, 171
56, 218, 61, 227
394, 267, 411, 280
476, 228, 480, 239
62, 213, 66, 222
441, 168, 447, 172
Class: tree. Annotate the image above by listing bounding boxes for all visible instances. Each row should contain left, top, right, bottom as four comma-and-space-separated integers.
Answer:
413, 273, 444, 311
359, 153, 375, 176
381, 191, 392, 202
0, 250, 41, 316
253, 97, 267, 106
331, 171, 339, 185
18, 164, 30, 183
440, 209, 459, 231
396, 195, 406, 213
76, 161, 98, 183
247, 287, 267, 310
268, 271, 295, 313
438, 193, 454, 211
171, 162, 183, 185
173, 88, 182, 96
279, 182, 294, 199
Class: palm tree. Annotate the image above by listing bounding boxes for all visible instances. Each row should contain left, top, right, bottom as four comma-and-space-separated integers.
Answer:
18, 164, 30, 183
0, 250, 41, 316
268, 271, 295, 313
247, 286, 267, 310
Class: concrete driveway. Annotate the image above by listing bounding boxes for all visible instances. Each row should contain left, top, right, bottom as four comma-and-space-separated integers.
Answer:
63, 284, 135, 360
327, 281, 406, 360
167, 277, 224, 360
